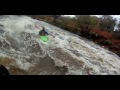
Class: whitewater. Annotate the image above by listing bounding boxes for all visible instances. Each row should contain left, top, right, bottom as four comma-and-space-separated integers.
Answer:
0, 15, 120, 75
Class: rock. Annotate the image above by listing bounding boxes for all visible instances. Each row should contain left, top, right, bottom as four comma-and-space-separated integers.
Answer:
0, 15, 120, 75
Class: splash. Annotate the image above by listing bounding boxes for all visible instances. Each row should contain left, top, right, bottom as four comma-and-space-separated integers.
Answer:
0, 15, 120, 75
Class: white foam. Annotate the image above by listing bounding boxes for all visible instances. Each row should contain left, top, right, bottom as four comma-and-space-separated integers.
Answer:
0, 15, 120, 75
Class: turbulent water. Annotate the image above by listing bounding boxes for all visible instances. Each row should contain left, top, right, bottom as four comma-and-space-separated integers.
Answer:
0, 15, 120, 75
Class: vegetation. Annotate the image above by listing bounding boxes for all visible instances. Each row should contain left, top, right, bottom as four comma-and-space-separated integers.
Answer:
29, 15, 120, 57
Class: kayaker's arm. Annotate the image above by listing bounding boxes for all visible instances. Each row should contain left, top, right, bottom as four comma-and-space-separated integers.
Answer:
47, 32, 55, 38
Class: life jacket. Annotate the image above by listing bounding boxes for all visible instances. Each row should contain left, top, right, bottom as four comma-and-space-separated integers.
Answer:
39, 30, 49, 36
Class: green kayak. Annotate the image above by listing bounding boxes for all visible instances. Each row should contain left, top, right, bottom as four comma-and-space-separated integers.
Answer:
40, 35, 48, 42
